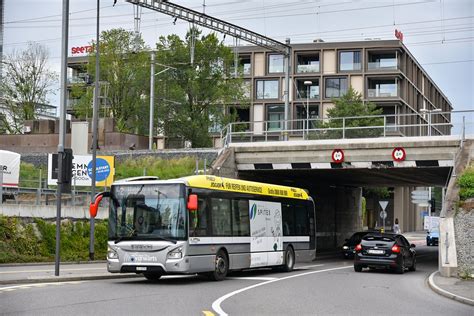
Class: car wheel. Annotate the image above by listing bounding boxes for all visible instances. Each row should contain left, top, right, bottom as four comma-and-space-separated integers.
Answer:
354, 265, 363, 272
282, 246, 295, 272
396, 259, 405, 274
143, 273, 162, 281
209, 250, 228, 281
409, 258, 417, 271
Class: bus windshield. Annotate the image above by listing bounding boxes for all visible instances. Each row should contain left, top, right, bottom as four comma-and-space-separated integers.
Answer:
109, 184, 186, 241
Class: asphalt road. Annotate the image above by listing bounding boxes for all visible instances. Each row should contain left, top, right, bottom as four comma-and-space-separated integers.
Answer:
0, 245, 471, 316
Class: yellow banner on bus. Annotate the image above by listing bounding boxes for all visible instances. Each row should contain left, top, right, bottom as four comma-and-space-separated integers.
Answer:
183, 175, 309, 200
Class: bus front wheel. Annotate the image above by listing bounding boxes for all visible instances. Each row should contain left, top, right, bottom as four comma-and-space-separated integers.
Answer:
282, 246, 295, 272
209, 250, 228, 281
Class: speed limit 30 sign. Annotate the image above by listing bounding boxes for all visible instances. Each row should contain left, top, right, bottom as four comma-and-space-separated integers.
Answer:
331, 149, 344, 163
392, 147, 406, 162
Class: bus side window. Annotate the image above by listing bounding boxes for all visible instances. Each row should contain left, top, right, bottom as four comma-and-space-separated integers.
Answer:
211, 198, 232, 236
191, 197, 209, 237
232, 199, 250, 236
282, 203, 294, 236
295, 204, 308, 236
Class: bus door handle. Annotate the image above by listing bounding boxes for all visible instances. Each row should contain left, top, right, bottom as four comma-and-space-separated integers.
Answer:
190, 237, 200, 243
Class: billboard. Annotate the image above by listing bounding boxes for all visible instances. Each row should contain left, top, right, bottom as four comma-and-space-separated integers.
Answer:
0, 150, 21, 187
48, 154, 115, 187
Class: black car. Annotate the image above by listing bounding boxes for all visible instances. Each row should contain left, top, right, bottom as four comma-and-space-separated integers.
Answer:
342, 231, 369, 259
354, 233, 416, 274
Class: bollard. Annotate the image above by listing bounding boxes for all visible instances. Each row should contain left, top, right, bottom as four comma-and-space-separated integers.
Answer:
445, 231, 449, 265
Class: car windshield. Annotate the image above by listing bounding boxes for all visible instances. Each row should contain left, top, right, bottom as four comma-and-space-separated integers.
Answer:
109, 183, 186, 241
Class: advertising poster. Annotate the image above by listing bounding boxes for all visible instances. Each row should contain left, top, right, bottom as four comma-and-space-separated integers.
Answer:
48, 154, 115, 187
249, 200, 283, 267
0, 150, 21, 187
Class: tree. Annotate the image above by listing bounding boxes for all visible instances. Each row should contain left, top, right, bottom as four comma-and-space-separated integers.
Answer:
321, 87, 384, 139
73, 29, 150, 134
0, 42, 57, 134
155, 28, 248, 148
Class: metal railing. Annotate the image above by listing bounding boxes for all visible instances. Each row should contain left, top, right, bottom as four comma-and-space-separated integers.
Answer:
221, 110, 474, 146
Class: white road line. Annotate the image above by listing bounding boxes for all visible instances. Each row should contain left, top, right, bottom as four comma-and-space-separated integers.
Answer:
228, 277, 277, 281
0, 281, 83, 292
0, 268, 104, 274
212, 265, 352, 316
297, 264, 324, 269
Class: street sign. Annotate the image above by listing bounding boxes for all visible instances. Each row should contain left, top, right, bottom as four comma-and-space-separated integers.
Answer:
412, 199, 430, 204
411, 190, 429, 198
416, 203, 430, 207
380, 210, 387, 219
331, 149, 344, 163
392, 147, 406, 162
379, 200, 389, 211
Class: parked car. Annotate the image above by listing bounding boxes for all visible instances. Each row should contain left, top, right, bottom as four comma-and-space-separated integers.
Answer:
354, 233, 416, 274
426, 228, 439, 246
342, 231, 369, 259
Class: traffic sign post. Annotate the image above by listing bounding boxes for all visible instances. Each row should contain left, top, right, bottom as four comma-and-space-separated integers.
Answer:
379, 200, 389, 233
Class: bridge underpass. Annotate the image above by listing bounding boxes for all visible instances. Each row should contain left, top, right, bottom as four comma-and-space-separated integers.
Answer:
213, 136, 464, 251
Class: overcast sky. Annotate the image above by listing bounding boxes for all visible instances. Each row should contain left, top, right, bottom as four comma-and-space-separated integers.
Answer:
3, 0, 473, 127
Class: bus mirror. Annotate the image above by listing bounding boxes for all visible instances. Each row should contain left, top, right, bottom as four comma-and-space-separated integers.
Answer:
89, 192, 110, 218
187, 194, 198, 212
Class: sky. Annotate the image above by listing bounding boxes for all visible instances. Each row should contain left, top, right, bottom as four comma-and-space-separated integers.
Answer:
3, 0, 473, 130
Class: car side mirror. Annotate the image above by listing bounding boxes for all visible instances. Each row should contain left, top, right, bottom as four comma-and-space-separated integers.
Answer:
410, 244, 416, 248
427, 231, 430, 234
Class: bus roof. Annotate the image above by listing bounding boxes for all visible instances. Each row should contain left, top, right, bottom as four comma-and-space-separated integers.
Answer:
181, 175, 309, 200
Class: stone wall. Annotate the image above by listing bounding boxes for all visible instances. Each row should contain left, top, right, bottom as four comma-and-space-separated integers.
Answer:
454, 207, 474, 278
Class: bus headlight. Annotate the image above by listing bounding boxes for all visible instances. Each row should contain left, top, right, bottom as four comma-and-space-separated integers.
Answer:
107, 247, 118, 260
168, 246, 183, 259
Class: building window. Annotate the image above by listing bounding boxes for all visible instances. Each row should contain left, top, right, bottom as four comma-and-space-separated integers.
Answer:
295, 79, 319, 99
268, 54, 284, 73
240, 56, 251, 75
256, 80, 279, 99
266, 104, 284, 131
296, 53, 319, 73
295, 104, 319, 130
339, 51, 361, 71
325, 77, 348, 98
368, 79, 397, 97
368, 52, 397, 70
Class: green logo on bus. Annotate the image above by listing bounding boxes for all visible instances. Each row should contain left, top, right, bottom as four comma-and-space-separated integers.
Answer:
250, 204, 257, 220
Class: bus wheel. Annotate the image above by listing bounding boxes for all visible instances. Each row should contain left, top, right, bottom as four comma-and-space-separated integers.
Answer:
282, 246, 295, 272
143, 273, 162, 281
210, 250, 228, 281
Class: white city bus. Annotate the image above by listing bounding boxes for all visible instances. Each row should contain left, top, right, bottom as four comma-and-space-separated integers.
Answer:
90, 175, 316, 281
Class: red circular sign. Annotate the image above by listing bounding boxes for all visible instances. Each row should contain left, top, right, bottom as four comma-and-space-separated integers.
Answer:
392, 147, 406, 162
331, 149, 344, 163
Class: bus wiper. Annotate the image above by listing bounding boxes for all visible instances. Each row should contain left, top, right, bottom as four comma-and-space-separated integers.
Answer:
114, 235, 135, 244
143, 235, 177, 244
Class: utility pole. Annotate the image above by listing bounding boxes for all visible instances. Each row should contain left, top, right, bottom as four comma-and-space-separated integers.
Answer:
90, 0, 100, 261
55, 0, 70, 277
149, 52, 155, 150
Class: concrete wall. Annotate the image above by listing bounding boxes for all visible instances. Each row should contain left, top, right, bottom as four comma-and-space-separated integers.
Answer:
453, 207, 474, 277
0, 204, 108, 220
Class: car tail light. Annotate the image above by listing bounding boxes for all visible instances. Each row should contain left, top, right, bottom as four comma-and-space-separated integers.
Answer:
391, 244, 400, 253
355, 244, 362, 251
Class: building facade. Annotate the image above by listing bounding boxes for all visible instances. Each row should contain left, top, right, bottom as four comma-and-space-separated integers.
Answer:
232, 39, 452, 137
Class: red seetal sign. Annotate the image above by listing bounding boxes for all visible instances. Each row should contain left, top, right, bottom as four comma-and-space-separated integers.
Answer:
331, 149, 344, 163
395, 29, 404, 42
71, 45, 93, 55
392, 147, 406, 162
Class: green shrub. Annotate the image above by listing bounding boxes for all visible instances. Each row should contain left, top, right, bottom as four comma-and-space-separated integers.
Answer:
458, 166, 474, 201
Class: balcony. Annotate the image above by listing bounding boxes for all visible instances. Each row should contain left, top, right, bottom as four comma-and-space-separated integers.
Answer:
296, 64, 319, 73
367, 52, 398, 70
67, 76, 87, 85
367, 79, 398, 98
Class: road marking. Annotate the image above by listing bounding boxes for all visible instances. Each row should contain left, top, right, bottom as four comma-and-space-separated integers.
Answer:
297, 264, 324, 269
0, 281, 83, 293
212, 265, 352, 316
0, 267, 105, 274
202, 311, 215, 316
228, 277, 277, 281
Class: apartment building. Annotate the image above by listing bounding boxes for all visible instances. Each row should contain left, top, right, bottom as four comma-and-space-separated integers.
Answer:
232, 39, 452, 136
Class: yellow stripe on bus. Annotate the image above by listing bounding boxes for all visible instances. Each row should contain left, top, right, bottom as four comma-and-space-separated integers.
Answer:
182, 175, 309, 200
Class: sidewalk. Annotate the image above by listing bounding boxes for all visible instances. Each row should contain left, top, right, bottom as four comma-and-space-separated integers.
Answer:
428, 271, 474, 306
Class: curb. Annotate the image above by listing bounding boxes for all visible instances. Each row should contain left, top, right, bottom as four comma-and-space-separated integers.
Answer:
0, 260, 108, 268
428, 271, 474, 306
0, 274, 142, 286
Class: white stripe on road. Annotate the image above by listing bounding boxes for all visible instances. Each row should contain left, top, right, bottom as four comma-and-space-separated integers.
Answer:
0, 281, 83, 292
228, 277, 277, 281
297, 264, 324, 269
212, 265, 352, 316
0, 267, 105, 274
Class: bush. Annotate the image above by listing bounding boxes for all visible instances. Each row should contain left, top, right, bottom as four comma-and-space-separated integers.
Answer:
0, 216, 108, 263
458, 166, 474, 201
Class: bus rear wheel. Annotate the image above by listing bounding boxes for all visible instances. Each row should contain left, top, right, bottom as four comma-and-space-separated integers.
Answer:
282, 246, 295, 272
143, 273, 162, 281
209, 250, 228, 281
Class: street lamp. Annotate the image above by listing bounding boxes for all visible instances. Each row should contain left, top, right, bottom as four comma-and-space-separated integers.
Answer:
420, 108, 442, 136
304, 80, 312, 139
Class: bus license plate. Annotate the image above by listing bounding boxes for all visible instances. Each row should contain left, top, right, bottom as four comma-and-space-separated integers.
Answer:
136, 267, 147, 271
368, 249, 384, 255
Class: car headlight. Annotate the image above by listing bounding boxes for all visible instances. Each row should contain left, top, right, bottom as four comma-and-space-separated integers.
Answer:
343, 246, 349, 250
107, 247, 118, 260
168, 246, 183, 259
